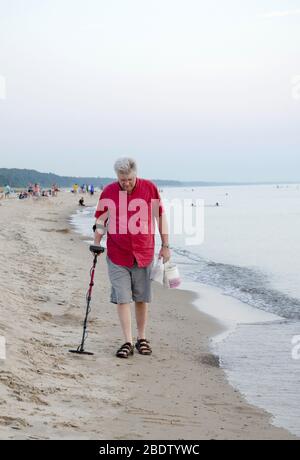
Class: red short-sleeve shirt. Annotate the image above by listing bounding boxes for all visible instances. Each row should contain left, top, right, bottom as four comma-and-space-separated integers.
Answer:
95, 178, 164, 268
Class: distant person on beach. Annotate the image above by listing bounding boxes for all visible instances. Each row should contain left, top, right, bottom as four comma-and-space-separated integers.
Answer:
79, 197, 85, 207
4, 185, 11, 198
90, 184, 95, 196
27, 183, 33, 196
19, 191, 28, 199
51, 184, 58, 197
33, 183, 40, 197
94, 157, 170, 359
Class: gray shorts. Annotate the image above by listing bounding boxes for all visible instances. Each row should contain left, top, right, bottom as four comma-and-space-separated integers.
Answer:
107, 257, 153, 304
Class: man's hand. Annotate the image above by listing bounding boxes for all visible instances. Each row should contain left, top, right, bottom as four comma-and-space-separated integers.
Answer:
90, 245, 105, 255
159, 246, 171, 263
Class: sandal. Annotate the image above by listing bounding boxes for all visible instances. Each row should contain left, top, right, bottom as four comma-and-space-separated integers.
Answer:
116, 342, 134, 359
135, 338, 152, 355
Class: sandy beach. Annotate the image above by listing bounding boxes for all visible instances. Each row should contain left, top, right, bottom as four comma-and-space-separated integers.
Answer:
0, 192, 296, 440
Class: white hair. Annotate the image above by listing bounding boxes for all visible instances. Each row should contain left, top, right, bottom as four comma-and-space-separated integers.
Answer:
114, 157, 137, 176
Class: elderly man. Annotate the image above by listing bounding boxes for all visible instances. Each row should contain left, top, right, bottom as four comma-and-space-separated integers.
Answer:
94, 158, 170, 358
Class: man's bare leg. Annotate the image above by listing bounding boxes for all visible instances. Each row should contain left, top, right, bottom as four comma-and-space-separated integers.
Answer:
135, 302, 152, 354
135, 301, 148, 340
117, 303, 133, 344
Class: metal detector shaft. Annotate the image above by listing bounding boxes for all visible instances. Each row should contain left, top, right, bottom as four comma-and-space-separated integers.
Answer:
69, 245, 105, 355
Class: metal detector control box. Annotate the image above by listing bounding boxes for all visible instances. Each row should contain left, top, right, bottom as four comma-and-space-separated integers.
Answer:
89, 245, 105, 255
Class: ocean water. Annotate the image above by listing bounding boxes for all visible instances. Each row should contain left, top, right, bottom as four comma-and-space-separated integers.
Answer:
70, 184, 300, 437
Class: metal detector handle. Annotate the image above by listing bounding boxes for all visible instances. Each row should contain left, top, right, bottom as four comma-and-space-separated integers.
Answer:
89, 245, 105, 255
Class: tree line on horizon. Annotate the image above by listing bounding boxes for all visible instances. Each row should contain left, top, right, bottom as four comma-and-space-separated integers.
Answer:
0, 168, 183, 188
1, 167, 281, 188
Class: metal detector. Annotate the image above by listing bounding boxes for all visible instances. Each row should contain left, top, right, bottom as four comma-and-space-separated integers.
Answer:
69, 245, 105, 355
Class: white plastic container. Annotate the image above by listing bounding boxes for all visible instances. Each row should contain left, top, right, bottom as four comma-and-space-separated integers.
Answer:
163, 262, 181, 289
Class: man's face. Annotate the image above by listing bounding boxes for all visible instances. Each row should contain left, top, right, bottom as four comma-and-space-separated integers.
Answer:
117, 173, 137, 193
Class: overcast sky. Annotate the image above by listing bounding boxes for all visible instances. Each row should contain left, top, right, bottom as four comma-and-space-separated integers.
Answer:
0, 0, 300, 182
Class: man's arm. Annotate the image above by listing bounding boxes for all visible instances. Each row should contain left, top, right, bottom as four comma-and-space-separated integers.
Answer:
158, 212, 171, 263
93, 212, 108, 246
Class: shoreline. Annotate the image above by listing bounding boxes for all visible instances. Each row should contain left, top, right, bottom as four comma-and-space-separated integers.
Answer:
0, 192, 297, 439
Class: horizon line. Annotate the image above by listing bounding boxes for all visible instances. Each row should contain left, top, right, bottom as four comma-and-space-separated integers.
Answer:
0, 167, 299, 186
